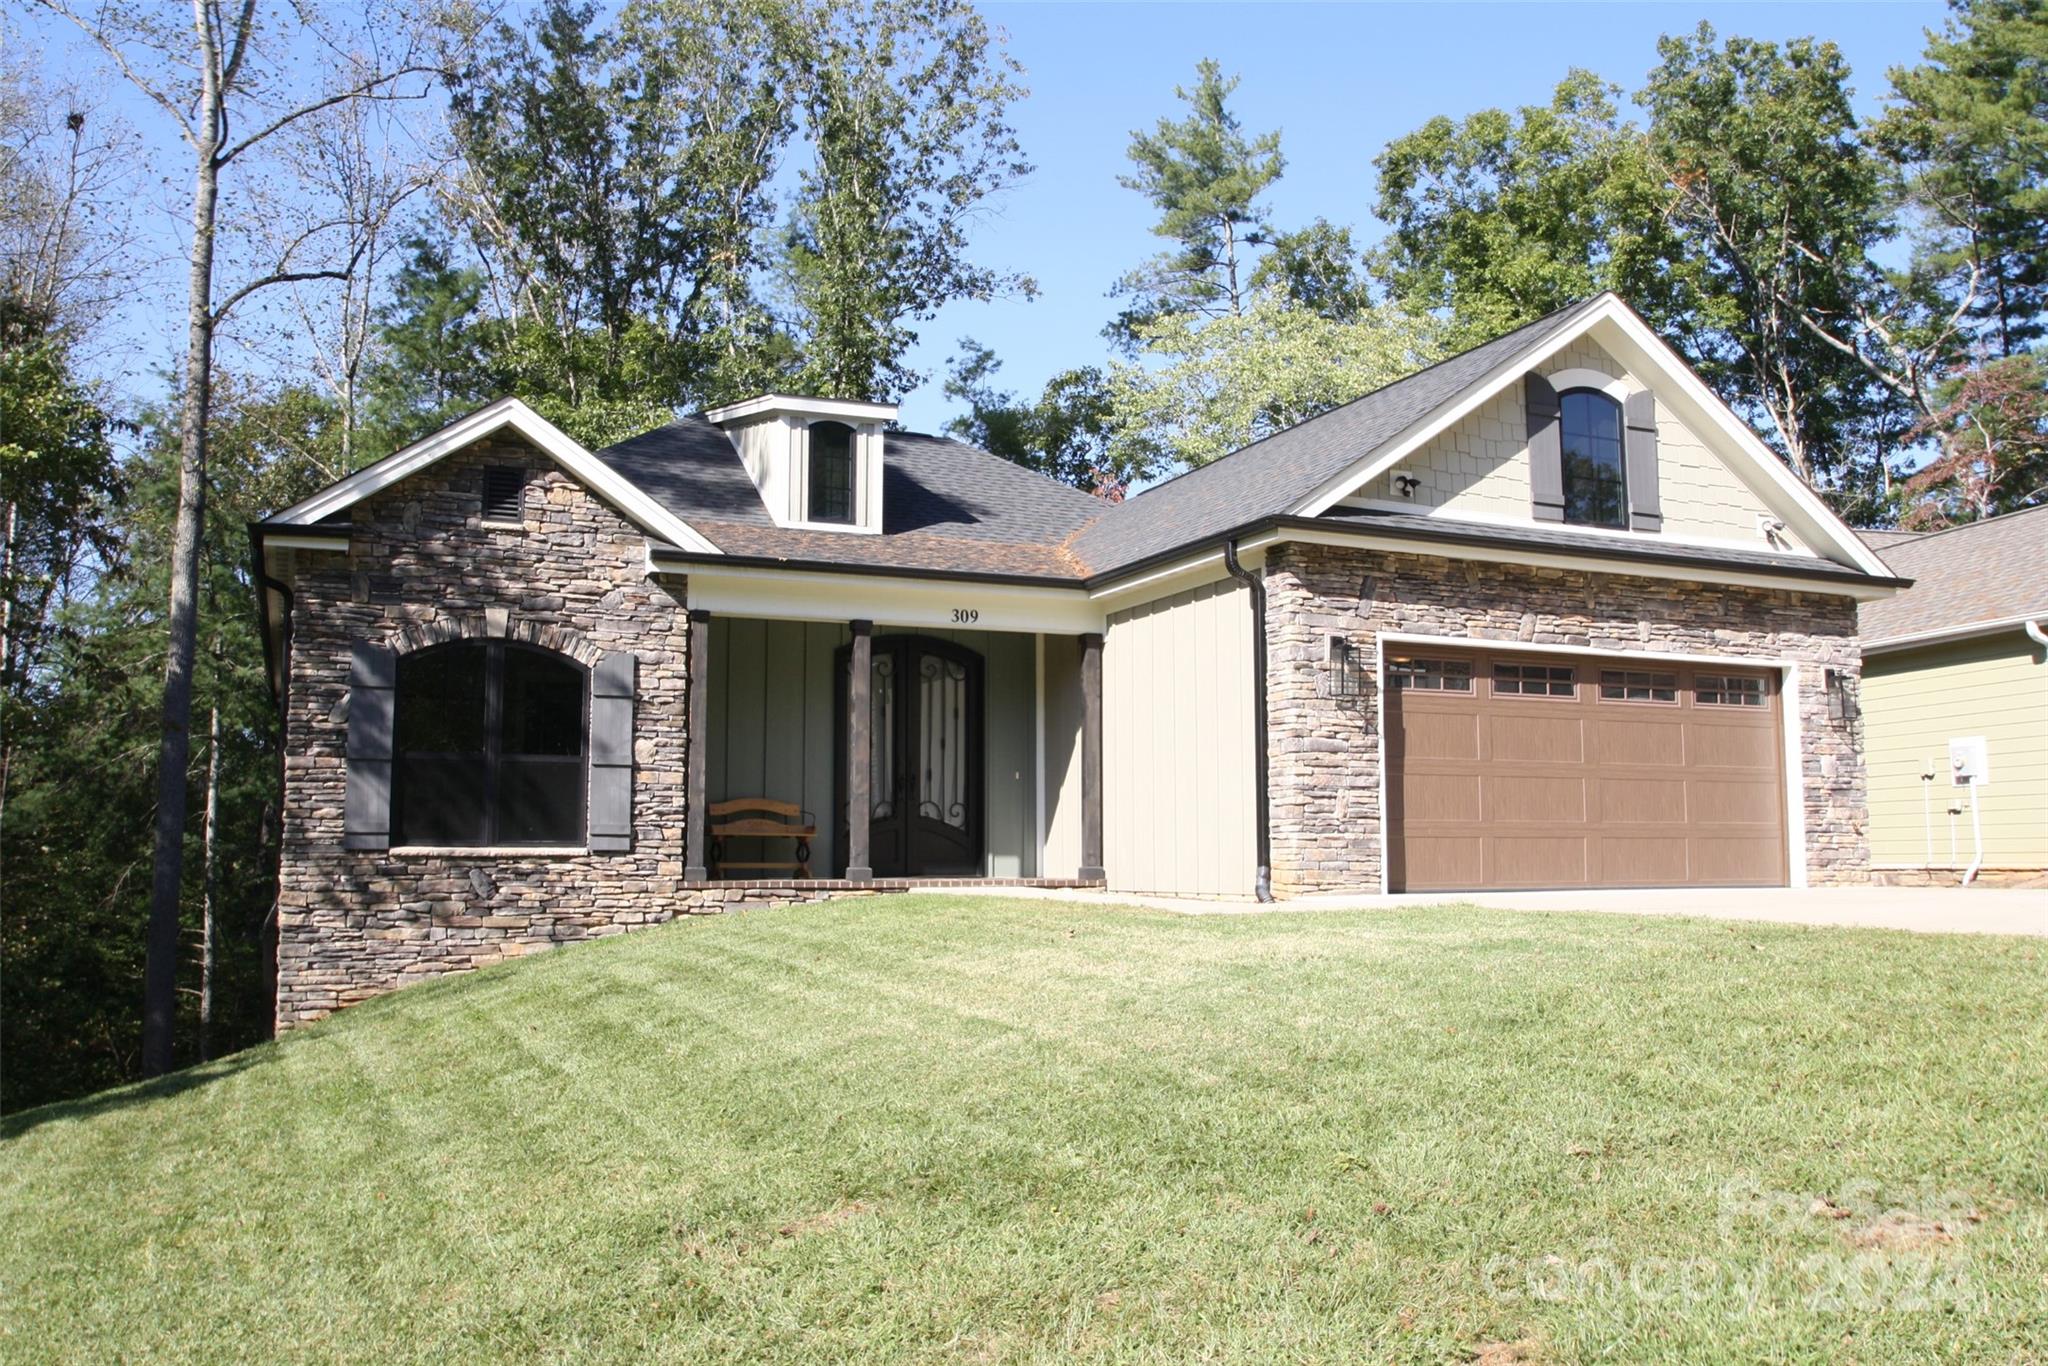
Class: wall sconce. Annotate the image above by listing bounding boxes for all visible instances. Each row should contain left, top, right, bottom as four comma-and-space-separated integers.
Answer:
1824, 667, 1857, 721
1318, 634, 1368, 705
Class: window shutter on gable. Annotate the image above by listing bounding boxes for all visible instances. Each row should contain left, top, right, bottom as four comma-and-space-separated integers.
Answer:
1525, 373, 1565, 522
1624, 390, 1663, 533
343, 642, 397, 850
588, 648, 635, 852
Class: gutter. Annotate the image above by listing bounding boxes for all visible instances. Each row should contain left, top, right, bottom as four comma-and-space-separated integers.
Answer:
1223, 538, 1274, 903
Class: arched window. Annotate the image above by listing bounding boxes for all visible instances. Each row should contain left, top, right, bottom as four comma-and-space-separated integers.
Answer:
393, 642, 587, 846
1559, 390, 1628, 529
808, 420, 855, 524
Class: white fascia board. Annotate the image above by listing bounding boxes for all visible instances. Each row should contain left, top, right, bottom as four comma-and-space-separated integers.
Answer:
1859, 615, 2037, 655
1291, 294, 1894, 580
673, 562, 1104, 635
263, 397, 720, 555
1276, 525, 1898, 602
702, 393, 899, 426
1338, 497, 1827, 561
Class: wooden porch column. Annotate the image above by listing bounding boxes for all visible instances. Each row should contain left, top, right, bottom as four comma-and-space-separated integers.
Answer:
684, 609, 711, 882
1078, 631, 1105, 881
845, 619, 874, 881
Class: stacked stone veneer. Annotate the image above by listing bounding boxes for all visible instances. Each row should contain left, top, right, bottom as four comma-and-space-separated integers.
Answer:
1262, 542, 1869, 895
276, 435, 723, 1027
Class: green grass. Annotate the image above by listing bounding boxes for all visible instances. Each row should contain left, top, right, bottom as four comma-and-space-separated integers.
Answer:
3, 898, 2044, 1363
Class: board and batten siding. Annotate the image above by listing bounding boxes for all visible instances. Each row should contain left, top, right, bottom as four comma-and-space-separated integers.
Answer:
1862, 633, 2047, 870
706, 618, 1041, 876
1103, 578, 1257, 896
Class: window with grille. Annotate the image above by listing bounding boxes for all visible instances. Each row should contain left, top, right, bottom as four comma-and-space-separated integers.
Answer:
1599, 669, 1678, 702
1697, 673, 1767, 707
808, 421, 855, 524
1386, 657, 1472, 692
481, 465, 527, 523
1494, 663, 1575, 697
1560, 390, 1627, 529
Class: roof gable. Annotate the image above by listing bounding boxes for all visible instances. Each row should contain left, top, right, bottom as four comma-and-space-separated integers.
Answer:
262, 398, 721, 554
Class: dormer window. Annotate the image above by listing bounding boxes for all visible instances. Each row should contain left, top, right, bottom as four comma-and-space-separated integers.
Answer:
704, 393, 897, 534
807, 421, 856, 524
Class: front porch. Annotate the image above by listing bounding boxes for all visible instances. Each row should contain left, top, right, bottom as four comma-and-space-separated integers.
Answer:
684, 610, 1105, 888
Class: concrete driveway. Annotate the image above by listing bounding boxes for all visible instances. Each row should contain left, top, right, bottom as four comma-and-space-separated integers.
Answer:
936, 884, 2048, 937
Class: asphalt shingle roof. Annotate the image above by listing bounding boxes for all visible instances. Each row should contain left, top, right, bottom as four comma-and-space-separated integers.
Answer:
1064, 297, 1610, 576
595, 420, 1102, 578
1857, 506, 2048, 644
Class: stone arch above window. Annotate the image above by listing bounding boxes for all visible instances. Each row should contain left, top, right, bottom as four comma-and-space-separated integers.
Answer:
389, 613, 606, 669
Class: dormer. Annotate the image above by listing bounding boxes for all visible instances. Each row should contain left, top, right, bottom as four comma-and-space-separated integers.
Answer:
703, 394, 897, 534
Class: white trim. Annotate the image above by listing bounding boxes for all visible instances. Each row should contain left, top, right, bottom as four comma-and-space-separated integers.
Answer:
780, 519, 883, 536
678, 562, 1104, 635
1275, 524, 1896, 601
1335, 498, 1822, 560
1291, 294, 1894, 580
1372, 630, 1808, 891
703, 393, 898, 425
388, 846, 589, 858
1861, 614, 2040, 655
1545, 366, 1635, 402
264, 397, 721, 556
260, 533, 349, 553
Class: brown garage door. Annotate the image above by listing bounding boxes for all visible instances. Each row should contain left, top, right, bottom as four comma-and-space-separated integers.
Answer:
1386, 648, 1787, 891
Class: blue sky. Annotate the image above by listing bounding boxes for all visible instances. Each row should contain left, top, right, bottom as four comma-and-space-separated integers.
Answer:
28, 1, 1950, 435
890, 0, 1948, 431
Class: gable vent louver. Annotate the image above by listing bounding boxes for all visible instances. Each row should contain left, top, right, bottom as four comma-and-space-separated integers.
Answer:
481, 465, 526, 523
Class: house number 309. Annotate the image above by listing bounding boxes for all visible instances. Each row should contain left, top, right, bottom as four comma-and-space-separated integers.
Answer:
951, 608, 980, 624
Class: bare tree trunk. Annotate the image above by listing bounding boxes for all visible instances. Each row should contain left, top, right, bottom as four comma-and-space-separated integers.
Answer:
0, 500, 15, 866
198, 701, 221, 1062
142, 88, 222, 1079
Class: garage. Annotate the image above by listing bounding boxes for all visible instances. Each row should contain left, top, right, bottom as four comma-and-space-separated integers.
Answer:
1385, 647, 1788, 891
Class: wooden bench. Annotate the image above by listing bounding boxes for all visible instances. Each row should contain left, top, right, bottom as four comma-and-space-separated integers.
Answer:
709, 798, 816, 880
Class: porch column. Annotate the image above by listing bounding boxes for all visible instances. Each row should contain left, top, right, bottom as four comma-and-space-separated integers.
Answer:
1078, 631, 1105, 882
845, 619, 874, 881
684, 608, 711, 882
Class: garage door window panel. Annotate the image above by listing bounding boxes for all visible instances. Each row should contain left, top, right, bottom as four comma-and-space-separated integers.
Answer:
1599, 669, 1678, 703
1494, 663, 1576, 698
1388, 657, 1471, 692
1697, 674, 1767, 707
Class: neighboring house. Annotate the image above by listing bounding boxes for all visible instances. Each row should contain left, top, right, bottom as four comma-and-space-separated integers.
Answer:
1857, 508, 2048, 886
252, 294, 1905, 1024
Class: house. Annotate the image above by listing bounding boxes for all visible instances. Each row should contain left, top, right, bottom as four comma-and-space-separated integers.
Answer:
251, 294, 1905, 1025
1857, 507, 2048, 886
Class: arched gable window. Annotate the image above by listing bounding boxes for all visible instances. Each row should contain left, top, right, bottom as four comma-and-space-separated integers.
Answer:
807, 420, 856, 524
1559, 389, 1628, 529
393, 642, 587, 846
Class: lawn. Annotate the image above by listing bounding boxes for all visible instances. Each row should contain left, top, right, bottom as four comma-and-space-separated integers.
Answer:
3, 897, 2043, 1363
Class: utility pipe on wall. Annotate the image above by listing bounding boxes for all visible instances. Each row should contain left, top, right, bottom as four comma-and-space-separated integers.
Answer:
1223, 539, 1274, 904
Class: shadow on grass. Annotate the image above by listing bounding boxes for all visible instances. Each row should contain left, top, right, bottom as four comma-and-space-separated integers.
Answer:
2, 1048, 263, 1139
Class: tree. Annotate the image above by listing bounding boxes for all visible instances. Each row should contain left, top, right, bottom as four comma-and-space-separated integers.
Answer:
781, 0, 1033, 399
1643, 25, 1912, 485
35, 0, 437, 1076
1872, 0, 2048, 358
1898, 353, 2048, 526
1106, 288, 1442, 472
441, 0, 791, 420
1371, 70, 1681, 346
943, 341, 1134, 497
1110, 59, 1283, 344
1248, 219, 1374, 323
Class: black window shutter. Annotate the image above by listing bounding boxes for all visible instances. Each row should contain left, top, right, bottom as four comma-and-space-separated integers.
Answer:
1525, 374, 1565, 522
588, 649, 635, 851
344, 642, 397, 850
1624, 390, 1663, 532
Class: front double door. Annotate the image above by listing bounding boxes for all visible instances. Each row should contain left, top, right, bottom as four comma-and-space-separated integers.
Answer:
837, 635, 984, 877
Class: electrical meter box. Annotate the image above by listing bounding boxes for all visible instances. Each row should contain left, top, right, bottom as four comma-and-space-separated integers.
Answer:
1949, 736, 1990, 788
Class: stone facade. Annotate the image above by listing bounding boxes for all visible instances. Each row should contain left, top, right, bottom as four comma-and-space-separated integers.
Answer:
275, 434, 718, 1027
1261, 542, 1869, 895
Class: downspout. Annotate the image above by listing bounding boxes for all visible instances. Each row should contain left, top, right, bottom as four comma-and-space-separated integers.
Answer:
2024, 619, 2048, 657
1224, 539, 1274, 903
